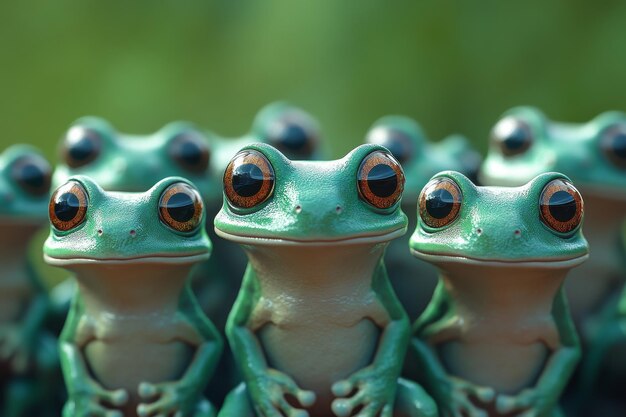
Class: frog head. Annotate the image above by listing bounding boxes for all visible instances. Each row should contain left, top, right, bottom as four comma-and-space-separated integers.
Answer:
214, 143, 407, 245
44, 176, 210, 265
366, 116, 481, 202
410, 171, 589, 267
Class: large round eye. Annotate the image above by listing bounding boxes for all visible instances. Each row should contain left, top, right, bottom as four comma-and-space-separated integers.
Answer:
600, 124, 626, 169
366, 126, 414, 165
62, 126, 102, 168
419, 178, 462, 228
159, 183, 204, 232
357, 151, 405, 209
169, 130, 210, 173
224, 150, 275, 209
11, 155, 52, 196
490, 117, 533, 157
540, 179, 583, 234
49, 181, 88, 231
265, 113, 319, 159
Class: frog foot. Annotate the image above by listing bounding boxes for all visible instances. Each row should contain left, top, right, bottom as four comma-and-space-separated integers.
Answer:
64, 381, 128, 417
137, 381, 203, 417
330, 365, 396, 417
439, 377, 494, 417
495, 388, 555, 417
248, 369, 316, 417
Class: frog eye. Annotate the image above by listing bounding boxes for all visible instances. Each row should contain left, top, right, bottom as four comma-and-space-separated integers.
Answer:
600, 124, 626, 169
539, 179, 583, 234
62, 126, 103, 168
49, 181, 88, 231
159, 183, 204, 232
357, 151, 405, 209
366, 126, 414, 165
11, 155, 52, 196
490, 117, 533, 157
265, 113, 319, 159
419, 178, 462, 228
169, 130, 210, 173
224, 150, 275, 209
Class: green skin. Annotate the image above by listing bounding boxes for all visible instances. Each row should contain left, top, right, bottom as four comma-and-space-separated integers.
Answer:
44, 176, 223, 417
478, 107, 626, 400
410, 171, 588, 417
366, 116, 481, 320
215, 143, 437, 417
0, 145, 58, 417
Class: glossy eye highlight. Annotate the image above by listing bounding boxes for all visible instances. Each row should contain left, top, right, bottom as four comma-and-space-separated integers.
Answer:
419, 178, 462, 228
490, 117, 533, 157
11, 155, 52, 196
357, 151, 404, 209
49, 181, 88, 231
62, 126, 102, 168
539, 179, 583, 234
601, 124, 626, 169
224, 150, 275, 209
159, 183, 203, 232
169, 130, 210, 173
366, 126, 414, 165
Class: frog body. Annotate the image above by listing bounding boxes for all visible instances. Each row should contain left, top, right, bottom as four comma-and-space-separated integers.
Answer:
410, 171, 587, 417
44, 176, 222, 417
215, 143, 437, 417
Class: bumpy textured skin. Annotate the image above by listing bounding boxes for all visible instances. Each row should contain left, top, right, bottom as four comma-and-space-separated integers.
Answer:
215, 143, 437, 417
478, 107, 626, 406
410, 171, 588, 417
44, 176, 223, 417
0, 145, 59, 417
366, 116, 482, 321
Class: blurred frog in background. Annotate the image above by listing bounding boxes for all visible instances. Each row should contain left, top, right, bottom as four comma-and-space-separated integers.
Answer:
0, 145, 59, 417
366, 116, 481, 321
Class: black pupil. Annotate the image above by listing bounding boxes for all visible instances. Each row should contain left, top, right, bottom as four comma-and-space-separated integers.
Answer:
276, 124, 309, 151
367, 164, 398, 198
179, 141, 202, 165
69, 136, 96, 161
19, 164, 45, 189
500, 125, 528, 151
426, 189, 454, 219
55, 193, 80, 222
611, 132, 626, 159
232, 163, 264, 197
548, 191, 576, 222
166, 192, 195, 223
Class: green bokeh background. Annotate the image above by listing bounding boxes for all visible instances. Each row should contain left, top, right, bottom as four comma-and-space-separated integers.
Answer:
2, 1, 626, 159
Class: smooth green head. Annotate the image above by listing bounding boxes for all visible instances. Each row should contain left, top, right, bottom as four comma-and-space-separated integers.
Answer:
480, 106, 626, 194
214, 143, 407, 245
44, 175, 210, 265
410, 171, 589, 267
366, 115, 481, 201
0, 144, 52, 223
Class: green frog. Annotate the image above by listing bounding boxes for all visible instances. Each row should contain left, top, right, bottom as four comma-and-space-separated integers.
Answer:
410, 171, 588, 416
215, 143, 437, 417
44, 176, 223, 417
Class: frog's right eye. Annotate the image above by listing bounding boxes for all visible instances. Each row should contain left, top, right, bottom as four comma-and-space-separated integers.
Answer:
490, 117, 533, 157
600, 124, 626, 169
168, 130, 210, 173
62, 126, 102, 168
11, 154, 52, 196
366, 126, 414, 165
224, 150, 275, 209
419, 178, 462, 228
49, 181, 88, 231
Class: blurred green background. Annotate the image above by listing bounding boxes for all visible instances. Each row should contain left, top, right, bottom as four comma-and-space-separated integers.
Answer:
2, 0, 626, 159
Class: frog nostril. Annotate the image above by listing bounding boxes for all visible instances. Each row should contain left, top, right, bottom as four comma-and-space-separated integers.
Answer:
294, 205, 302, 214
514, 229, 522, 238
97, 229, 103, 236
129, 229, 137, 238
476, 228, 482, 235
335, 205, 343, 215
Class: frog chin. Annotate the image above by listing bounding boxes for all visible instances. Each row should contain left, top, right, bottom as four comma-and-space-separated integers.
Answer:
214, 226, 406, 246
410, 249, 589, 269
43, 252, 210, 266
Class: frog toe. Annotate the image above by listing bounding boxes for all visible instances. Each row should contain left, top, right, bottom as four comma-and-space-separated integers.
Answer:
394, 378, 438, 417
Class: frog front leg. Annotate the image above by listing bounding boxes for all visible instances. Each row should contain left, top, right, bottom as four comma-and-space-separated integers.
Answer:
136, 286, 223, 417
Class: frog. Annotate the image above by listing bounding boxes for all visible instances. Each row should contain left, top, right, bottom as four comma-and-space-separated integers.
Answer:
214, 143, 438, 417
365, 115, 482, 321
410, 170, 588, 417
478, 107, 626, 406
0, 144, 58, 417
43, 176, 223, 417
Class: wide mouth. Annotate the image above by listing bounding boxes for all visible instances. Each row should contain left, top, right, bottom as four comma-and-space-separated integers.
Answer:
214, 226, 406, 246
411, 249, 589, 269
44, 252, 209, 266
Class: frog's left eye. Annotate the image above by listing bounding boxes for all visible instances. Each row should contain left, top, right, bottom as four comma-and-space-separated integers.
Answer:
11, 155, 52, 196
49, 181, 88, 231
159, 183, 204, 233
540, 179, 583, 234
366, 126, 414, 165
169, 130, 210, 173
357, 151, 405, 209
419, 178, 462, 228
600, 124, 626, 169
265, 113, 319, 159
224, 150, 275, 209
490, 117, 533, 157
